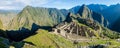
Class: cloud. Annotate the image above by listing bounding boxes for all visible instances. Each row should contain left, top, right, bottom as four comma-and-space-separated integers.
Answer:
0, 0, 24, 10
15, 0, 31, 5
0, 0, 53, 10
0, 0, 119, 10
41, 0, 77, 9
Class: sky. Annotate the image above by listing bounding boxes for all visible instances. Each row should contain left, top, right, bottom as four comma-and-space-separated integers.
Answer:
0, 0, 120, 10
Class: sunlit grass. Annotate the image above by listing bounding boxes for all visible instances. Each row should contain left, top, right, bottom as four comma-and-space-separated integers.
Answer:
24, 29, 74, 48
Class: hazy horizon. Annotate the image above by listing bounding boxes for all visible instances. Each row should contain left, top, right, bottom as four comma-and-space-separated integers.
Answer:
0, 0, 120, 10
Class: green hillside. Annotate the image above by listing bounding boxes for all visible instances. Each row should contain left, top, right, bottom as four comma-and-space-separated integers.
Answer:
23, 29, 74, 48
8, 6, 65, 30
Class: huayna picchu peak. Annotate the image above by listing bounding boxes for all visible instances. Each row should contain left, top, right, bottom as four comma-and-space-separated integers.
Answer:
77, 4, 92, 19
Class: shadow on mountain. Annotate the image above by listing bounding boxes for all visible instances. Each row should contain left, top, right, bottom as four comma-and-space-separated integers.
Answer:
6, 23, 38, 42
88, 45, 106, 48
0, 29, 7, 38
36, 26, 52, 31
6, 23, 52, 42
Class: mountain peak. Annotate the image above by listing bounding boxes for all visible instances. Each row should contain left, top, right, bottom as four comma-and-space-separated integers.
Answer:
64, 13, 73, 23
25, 5, 32, 8
80, 4, 88, 11
22, 5, 33, 11
77, 4, 92, 19
81, 4, 86, 7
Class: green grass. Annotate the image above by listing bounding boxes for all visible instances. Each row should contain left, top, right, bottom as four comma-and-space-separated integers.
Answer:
77, 39, 107, 46
24, 29, 74, 48
77, 38, 120, 48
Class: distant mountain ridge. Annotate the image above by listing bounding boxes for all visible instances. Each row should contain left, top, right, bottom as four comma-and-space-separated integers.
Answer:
69, 4, 120, 32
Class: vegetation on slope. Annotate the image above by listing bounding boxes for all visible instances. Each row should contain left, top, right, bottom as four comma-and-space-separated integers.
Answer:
102, 27, 120, 39
24, 29, 74, 48
8, 6, 65, 30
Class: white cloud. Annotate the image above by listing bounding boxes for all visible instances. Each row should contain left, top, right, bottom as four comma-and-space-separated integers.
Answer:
0, 0, 53, 10
0, 6, 16, 10
0, 0, 12, 6
15, 0, 31, 5
16, 0, 55, 6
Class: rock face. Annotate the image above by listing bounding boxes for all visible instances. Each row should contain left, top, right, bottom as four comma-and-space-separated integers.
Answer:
8, 6, 65, 30
52, 12, 101, 40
